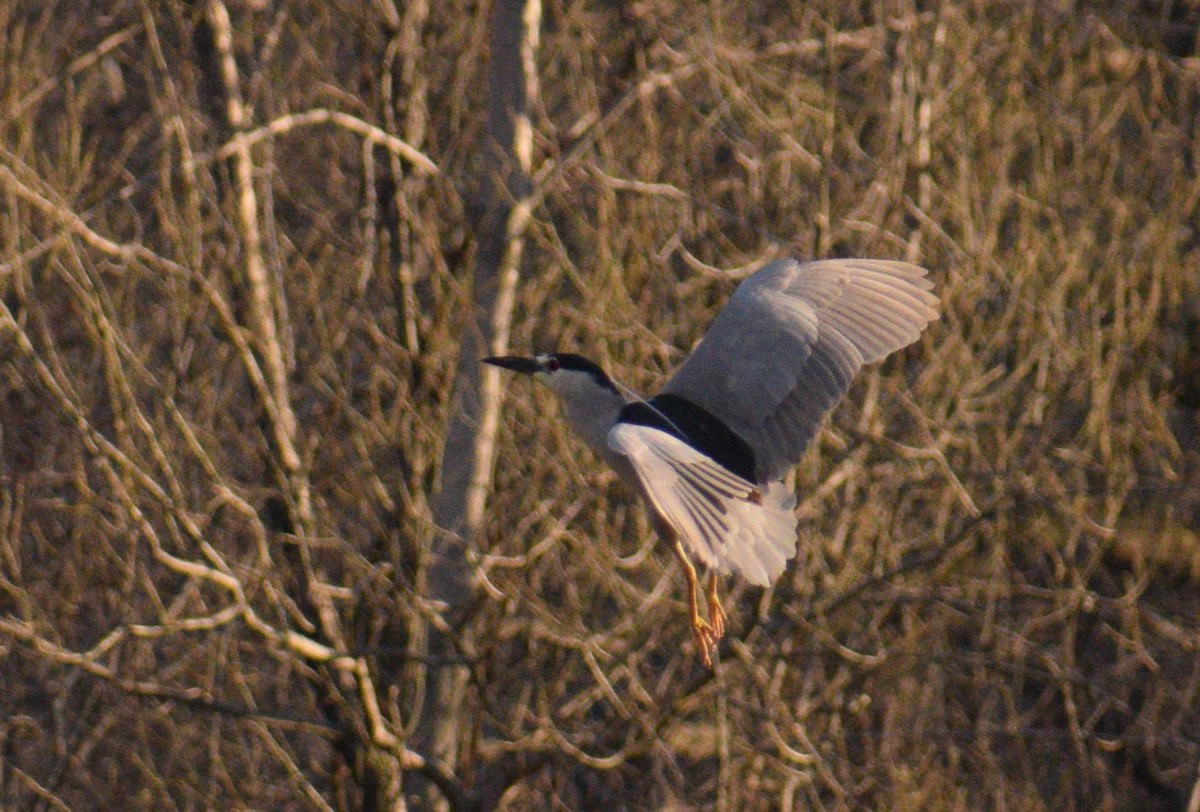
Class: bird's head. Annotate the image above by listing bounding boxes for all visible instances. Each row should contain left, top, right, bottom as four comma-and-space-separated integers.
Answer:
482, 352, 620, 402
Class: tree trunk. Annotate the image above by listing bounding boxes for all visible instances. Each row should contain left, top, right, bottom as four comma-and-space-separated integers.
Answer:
422, 0, 541, 804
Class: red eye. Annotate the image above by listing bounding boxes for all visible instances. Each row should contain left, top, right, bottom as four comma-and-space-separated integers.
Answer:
546, 357, 560, 372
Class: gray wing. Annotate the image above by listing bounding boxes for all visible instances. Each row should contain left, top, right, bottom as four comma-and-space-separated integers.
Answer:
608, 423, 798, 585
662, 258, 939, 482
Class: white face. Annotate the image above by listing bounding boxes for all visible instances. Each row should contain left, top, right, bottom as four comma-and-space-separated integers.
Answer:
537, 360, 599, 401
484, 354, 614, 404
527, 355, 624, 454
534, 353, 561, 376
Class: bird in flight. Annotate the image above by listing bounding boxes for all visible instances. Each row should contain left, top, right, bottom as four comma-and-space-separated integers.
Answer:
485, 258, 939, 666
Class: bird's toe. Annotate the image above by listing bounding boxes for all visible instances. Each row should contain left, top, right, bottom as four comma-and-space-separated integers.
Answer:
690, 618, 720, 668
708, 597, 728, 639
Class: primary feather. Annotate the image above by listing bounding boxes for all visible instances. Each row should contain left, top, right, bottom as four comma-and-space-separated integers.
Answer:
613, 258, 938, 581
608, 423, 798, 585
662, 258, 939, 482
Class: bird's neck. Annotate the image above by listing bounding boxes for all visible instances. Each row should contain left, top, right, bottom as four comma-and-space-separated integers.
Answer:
558, 387, 628, 455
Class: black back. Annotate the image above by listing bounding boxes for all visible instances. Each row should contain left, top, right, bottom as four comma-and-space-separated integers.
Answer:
618, 393, 758, 483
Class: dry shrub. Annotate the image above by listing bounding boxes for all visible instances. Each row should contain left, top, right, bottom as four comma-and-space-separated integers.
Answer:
1, 1, 1198, 809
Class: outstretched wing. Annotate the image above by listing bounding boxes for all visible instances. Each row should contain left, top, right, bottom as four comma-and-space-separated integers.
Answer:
608, 422, 798, 586
662, 259, 939, 481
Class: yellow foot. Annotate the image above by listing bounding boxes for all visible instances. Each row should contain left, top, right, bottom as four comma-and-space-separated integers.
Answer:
707, 598, 727, 641
691, 617, 721, 668
705, 573, 728, 640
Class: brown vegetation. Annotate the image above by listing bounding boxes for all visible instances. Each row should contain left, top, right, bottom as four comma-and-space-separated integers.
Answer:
2, 1, 1200, 809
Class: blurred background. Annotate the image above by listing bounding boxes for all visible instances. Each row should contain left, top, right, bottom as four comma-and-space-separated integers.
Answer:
1, 1, 1199, 809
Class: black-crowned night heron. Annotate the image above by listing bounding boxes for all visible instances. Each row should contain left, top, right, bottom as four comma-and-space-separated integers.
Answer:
485, 258, 939, 666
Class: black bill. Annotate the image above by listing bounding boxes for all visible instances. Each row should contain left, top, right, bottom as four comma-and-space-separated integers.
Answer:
481, 355, 541, 374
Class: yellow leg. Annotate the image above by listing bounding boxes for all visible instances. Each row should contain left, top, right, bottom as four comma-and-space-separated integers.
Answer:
705, 571, 727, 640
672, 540, 719, 667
